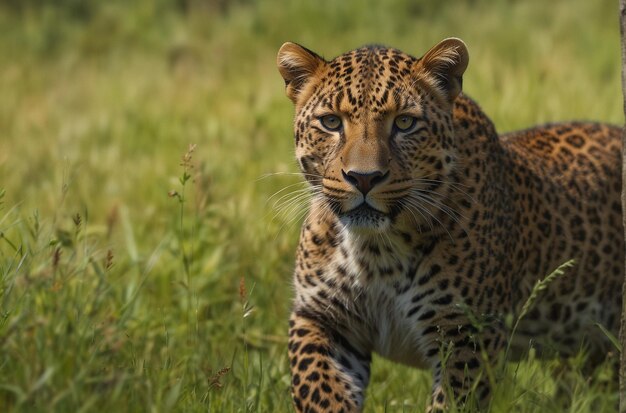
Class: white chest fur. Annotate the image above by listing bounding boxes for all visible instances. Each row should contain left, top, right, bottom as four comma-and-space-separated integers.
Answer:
335, 232, 431, 369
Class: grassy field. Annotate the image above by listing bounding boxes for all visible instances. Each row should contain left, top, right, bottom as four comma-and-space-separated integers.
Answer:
0, 0, 622, 412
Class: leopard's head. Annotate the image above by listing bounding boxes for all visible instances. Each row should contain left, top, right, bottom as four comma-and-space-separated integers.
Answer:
277, 39, 469, 233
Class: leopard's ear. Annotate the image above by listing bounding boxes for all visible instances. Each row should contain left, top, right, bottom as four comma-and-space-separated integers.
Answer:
417, 38, 469, 103
277, 42, 325, 103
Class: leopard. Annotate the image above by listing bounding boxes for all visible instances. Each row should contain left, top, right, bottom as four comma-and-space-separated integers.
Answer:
276, 37, 624, 412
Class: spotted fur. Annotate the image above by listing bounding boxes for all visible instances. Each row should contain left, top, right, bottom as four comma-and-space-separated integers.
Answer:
276, 38, 623, 412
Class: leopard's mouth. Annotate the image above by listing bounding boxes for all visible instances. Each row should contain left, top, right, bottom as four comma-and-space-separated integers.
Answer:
342, 203, 385, 217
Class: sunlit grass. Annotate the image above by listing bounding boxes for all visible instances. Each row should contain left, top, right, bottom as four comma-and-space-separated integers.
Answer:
0, 0, 621, 411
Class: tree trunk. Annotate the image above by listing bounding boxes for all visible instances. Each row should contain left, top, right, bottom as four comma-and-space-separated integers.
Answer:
619, 1, 626, 412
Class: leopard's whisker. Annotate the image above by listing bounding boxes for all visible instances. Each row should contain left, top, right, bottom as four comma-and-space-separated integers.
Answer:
397, 198, 424, 233
402, 196, 455, 242
409, 189, 467, 223
269, 186, 313, 208
257, 171, 323, 181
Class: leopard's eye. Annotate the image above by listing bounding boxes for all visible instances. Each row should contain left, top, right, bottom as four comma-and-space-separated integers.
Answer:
394, 115, 417, 132
320, 115, 342, 131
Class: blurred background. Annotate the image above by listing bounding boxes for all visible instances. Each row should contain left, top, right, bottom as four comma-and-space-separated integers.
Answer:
0, 0, 621, 412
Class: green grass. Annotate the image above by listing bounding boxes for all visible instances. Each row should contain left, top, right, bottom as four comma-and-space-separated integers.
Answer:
0, 0, 622, 412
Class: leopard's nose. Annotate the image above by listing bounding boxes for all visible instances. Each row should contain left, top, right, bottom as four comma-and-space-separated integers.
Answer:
342, 170, 388, 195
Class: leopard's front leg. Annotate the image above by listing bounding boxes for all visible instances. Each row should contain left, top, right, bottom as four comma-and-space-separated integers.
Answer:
288, 312, 372, 413
426, 322, 505, 412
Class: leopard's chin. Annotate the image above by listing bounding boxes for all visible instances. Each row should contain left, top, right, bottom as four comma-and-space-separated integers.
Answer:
338, 204, 391, 232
